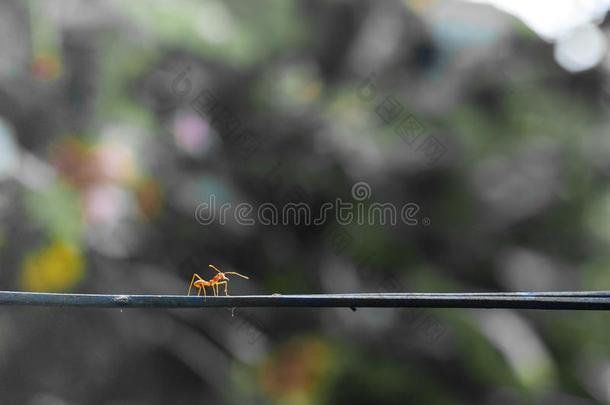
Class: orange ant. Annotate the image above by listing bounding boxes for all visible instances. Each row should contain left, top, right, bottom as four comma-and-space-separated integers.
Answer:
187, 264, 249, 297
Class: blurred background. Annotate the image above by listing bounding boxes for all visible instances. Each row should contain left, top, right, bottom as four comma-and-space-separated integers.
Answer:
2, 0, 610, 403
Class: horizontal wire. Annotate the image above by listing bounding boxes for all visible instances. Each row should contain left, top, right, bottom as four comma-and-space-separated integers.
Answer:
2, 291, 610, 310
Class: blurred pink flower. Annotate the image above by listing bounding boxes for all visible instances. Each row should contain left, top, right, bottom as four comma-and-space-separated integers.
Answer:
84, 184, 131, 225
172, 112, 211, 155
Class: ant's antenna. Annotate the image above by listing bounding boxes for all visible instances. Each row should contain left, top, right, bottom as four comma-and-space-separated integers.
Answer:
225, 272, 249, 279
208, 264, 222, 273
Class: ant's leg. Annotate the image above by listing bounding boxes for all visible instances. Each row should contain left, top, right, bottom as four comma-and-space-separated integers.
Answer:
188, 273, 204, 296
215, 281, 228, 296
188, 274, 196, 296
213, 284, 218, 296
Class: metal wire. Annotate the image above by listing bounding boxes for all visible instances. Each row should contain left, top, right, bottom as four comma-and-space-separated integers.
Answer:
3, 291, 610, 310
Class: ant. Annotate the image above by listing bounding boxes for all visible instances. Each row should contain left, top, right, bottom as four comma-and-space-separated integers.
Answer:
187, 264, 249, 297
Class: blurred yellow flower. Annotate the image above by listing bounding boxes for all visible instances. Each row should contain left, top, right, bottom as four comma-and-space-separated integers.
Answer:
21, 240, 85, 292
